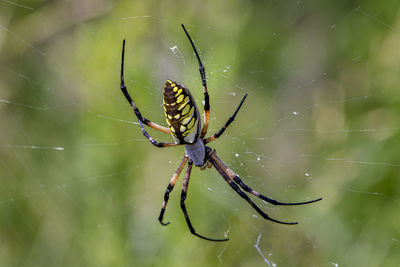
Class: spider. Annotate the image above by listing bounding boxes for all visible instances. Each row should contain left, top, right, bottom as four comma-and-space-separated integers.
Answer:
120, 24, 322, 242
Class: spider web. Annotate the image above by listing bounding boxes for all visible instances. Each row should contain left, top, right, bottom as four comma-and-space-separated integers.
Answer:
1, 0, 400, 266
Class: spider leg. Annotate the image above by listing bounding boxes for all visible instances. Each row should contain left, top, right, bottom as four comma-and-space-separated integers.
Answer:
180, 160, 229, 242
121, 40, 180, 148
181, 24, 210, 138
207, 150, 298, 225
120, 40, 172, 134
209, 150, 322, 205
138, 120, 180, 147
204, 93, 248, 144
158, 155, 189, 225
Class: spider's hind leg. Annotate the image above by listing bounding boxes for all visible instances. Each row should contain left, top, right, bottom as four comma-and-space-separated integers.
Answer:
181, 24, 210, 138
120, 40, 171, 134
120, 40, 181, 148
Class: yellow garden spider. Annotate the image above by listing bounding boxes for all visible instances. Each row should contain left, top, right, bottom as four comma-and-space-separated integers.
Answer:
120, 24, 322, 242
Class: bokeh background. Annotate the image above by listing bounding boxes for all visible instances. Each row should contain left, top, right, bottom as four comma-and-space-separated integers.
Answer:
2, 0, 400, 266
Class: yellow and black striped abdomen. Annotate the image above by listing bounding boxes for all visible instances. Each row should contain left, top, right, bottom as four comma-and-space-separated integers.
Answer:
163, 80, 201, 144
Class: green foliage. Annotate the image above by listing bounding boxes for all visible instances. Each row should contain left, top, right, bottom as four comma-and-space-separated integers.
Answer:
1, 0, 400, 266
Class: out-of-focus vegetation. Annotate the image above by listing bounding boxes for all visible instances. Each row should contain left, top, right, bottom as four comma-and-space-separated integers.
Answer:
1, 0, 400, 266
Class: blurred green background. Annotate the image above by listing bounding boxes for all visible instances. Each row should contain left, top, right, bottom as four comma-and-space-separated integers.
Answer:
1, 0, 400, 266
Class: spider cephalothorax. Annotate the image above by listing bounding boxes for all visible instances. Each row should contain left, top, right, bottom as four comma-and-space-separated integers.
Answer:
120, 24, 322, 242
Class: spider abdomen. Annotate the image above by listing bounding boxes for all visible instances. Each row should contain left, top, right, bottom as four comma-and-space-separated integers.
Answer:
163, 80, 201, 144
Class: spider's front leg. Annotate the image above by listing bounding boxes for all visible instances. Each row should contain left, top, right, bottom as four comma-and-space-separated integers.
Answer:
158, 155, 189, 225
209, 149, 322, 206
180, 159, 229, 242
207, 148, 322, 225
207, 152, 297, 225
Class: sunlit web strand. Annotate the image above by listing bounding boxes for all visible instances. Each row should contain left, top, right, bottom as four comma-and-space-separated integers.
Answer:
83, 107, 138, 125
284, 127, 400, 133
121, 15, 168, 22
0, 145, 64, 151
1, 0, 34, 10
300, 154, 400, 168
355, 6, 395, 31
254, 234, 273, 267
0, 24, 46, 56
0, 98, 48, 111
0, 166, 140, 205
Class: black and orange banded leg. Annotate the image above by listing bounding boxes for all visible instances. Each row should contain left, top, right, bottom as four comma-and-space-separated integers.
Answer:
121, 39, 172, 134
121, 40, 179, 148
207, 149, 299, 225
137, 119, 180, 147
208, 150, 322, 206
158, 155, 189, 225
180, 160, 229, 242
181, 24, 210, 138
204, 93, 248, 144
